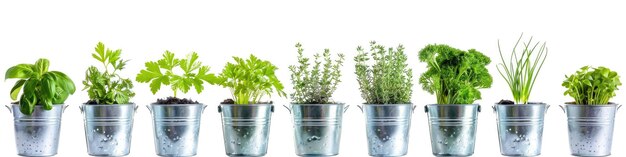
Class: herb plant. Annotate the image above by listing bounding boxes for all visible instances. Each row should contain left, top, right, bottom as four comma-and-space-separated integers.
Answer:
419, 44, 493, 104
289, 43, 345, 104
135, 51, 217, 98
496, 34, 548, 104
5, 59, 76, 115
83, 42, 135, 104
562, 66, 621, 105
354, 41, 412, 104
216, 54, 286, 105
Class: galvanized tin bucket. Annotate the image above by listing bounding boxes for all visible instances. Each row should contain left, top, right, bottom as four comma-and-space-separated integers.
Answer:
284, 104, 349, 156
7, 104, 68, 156
561, 104, 620, 157
81, 104, 138, 156
494, 103, 549, 156
219, 104, 273, 156
147, 104, 207, 157
425, 104, 480, 156
359, 104, 414, 157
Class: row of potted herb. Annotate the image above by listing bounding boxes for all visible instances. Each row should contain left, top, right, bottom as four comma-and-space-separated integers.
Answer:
3, 35, 621, 157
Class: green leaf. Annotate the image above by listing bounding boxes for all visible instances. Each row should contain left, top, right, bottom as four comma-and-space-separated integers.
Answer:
5, 64, 34, 79
10, 79, 26, 100
50, 71, 76, 94
136, 62, 162, 83
41, 73, 57, 101
35, 58, 50, 74
19, 93, 36, 115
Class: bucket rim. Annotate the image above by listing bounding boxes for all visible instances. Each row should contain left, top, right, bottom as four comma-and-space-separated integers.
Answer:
426, 104, 479, 107
150, 103, 204, 106
494, 103, 548, 106
290, 103, 345, 106
362, 103, 413, 106
81, 103, 136, 106
219, 103, 273, 106
563, 103, 619, 107
10, 103, 65, 108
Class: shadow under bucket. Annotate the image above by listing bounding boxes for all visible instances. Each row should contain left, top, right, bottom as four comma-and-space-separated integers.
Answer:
494, 104, 549, 156
285, 104, 349, 156
425, 104, 480, 157
7, 104, 68, 157
219, 104, 273, 157
147, 104, 207, 157
359, 104, 414, 157
81, 104, 137, 156
562, 104, 620, 157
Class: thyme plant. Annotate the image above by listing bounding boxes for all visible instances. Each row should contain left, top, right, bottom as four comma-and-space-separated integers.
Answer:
355, 41, 412, 104
289, 43, 345, 104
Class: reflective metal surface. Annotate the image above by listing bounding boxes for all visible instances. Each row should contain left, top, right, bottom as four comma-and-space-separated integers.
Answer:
219, 104, 273, 157
8, 104, 67, 157
426, 104, 480, 157
81, 104, 137, 156
147, 104, 206, 157
361, 104, 413, 157
286, 104, 348, 156
494, 104, 548, 156
562, 104, 619, 157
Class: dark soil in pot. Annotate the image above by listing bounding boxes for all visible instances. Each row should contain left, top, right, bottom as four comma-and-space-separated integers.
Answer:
496, 99, 544, 105
220, 98, 273, 104
156, 97, 199, 104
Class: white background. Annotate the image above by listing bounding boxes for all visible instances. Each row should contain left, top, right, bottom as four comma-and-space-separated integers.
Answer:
1, 0, 625, 156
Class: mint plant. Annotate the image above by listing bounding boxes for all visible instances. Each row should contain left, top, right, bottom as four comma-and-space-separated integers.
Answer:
419, 44, 493, 104
562, 66, 621, 105
83, 42, 135, 104
289, 43, 345, 104
497, 34, 548, 104
136, 51, 217, 100
216, 54, 286, 105
6, 58, 76, 115
355, 41, 412, 104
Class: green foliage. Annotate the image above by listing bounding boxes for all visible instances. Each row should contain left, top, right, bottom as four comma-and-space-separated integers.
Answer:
136, 51, 217, 97
354, 41, 412, 104
216, 54, 286, 104
289, 43, 345, 104
5, 59, 76, 115
418, 44, 492, 104
497, 34, 548, 104
83, 42, 135, 104
562, 66, 621, 105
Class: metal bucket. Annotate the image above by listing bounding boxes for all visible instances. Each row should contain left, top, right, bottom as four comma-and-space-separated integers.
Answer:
561, 104, 620, 157
359, 104, 414, 157
284, 104, 349, 156
81, 104, 137, 156
494, 104, 549, 156
7, 104, 68, 157
425, 104, 480, 156
147, 104, 207, 157
219, 104, 273, 157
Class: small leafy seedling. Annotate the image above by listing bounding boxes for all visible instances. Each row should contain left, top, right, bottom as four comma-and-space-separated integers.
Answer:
216, 54, 286, 105
497, 34, 548, 104
83, 42, 135, 104
6, 58, 76, 115
355, 41, 413, 104
136, 51, 217, 100
289, 43, 345, 104
419, 44, 493, 104
562, 66, 621, 105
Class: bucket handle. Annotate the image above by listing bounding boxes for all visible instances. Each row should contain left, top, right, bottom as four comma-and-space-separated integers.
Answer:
217, 105, 222, 113
344, 105, 350, 113
146, 105, 152, 114
618, 105, 623, 111
545, 105, 550, 114
202, 105, 208, 114
79, 105, 84, 113
412, 105, 416, 113
491, 105, 496, 114
559, 105, 565, 114
283, 105, 291, 114
357, 105, 363, 113
5, 105, 12, 114
477, 105, 481, 112
62, 105, 69, 113
424, 105, 428, 113
134, 105, 139, 113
